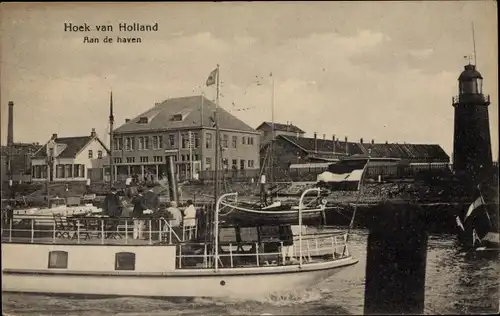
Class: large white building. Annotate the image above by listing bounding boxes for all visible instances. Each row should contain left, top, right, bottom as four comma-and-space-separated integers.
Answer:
31, 129, 110, 183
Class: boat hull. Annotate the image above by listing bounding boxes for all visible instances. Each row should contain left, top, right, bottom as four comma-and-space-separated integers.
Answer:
2, 258, 357, 299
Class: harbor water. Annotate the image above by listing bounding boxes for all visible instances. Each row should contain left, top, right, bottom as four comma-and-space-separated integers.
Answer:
2, 229, 498, 315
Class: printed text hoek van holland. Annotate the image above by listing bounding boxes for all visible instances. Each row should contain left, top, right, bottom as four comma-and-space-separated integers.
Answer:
64, 22, 159, 32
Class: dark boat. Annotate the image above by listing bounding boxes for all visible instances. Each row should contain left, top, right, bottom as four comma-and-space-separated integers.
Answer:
218, 197, 327, 226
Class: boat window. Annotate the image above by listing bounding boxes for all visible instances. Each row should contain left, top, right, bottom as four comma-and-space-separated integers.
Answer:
48, 251, 68, 269
240, 227, 259, 243
259, 226, 281, 242
115, 252, 136, 271
219, 227, 238, 244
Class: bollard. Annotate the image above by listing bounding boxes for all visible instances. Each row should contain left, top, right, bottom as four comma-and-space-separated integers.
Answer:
364, 198, 428, 315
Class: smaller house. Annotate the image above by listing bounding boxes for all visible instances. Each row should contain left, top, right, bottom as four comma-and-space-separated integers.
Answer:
31, 129, 110, 183
256, 121, 305, 146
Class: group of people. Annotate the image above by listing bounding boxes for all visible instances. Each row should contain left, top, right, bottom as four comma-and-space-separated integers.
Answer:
102, 183, 197, 240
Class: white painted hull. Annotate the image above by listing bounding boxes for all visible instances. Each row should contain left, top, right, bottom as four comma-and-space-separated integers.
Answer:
2, 259, 357, 299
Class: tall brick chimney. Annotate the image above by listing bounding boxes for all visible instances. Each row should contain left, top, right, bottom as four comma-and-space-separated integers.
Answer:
314, 132, 318, 152
323, 134, 326, 140
90, 128, 96, 137
332, 134, 336, 154
345, 136, 349, 154
371, 139, 375, 144
7, 101, 14, 146
360, 138, 364, 144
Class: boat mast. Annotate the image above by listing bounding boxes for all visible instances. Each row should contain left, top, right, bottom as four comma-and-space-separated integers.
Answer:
214, 64, 221, 202
270, 72, 275, 184
109, 90, 114, 189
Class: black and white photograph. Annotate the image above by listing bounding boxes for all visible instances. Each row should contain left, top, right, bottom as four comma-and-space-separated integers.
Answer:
1, 1, 498, 315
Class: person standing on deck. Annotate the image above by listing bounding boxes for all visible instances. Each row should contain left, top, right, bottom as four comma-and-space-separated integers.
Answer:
103, 187, 122, 238
183, 200, 197, 240
144, 183, 160, 240
131, 188, 147, 239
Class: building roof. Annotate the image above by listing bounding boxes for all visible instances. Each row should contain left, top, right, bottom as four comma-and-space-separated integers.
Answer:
458, 64, 483, 81
0, 143, 42, 157
256, 122, 305, 134
114, 95, 258, 134
276, 135, 450, 161
278, 135, 365, 155
33, 136, 108, 159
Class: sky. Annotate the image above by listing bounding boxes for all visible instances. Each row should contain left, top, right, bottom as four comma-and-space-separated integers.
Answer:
1, 1, 498, 160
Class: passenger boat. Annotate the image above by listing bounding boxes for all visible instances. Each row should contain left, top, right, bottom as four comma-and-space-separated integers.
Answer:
1, 188, 359, 298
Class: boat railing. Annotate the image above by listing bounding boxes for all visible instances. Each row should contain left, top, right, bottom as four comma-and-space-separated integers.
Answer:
175, 231, 350, 269
1, 215, 196, 245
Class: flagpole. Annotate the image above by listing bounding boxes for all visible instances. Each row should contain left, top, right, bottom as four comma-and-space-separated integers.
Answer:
109, 90, 114, 189
346, 153, 371, 243
270, 72, 275, 185
201, 92, 204, 128
214, 64, 220, 202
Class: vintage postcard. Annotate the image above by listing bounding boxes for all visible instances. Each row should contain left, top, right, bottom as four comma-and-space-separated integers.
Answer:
1, 2, 498, 315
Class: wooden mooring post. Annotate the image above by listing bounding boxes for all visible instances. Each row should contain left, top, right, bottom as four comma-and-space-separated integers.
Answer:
364, 198, 428, 315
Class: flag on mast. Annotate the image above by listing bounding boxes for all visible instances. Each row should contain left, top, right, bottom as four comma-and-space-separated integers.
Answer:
464, 185, 486, 221
206, 68, 218, 86
316, 158, 370, 191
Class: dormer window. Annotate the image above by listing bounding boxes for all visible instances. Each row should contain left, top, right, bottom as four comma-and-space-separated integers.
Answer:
137, 117, 148, 124
170, 109, 192, 122
171, 114, 183, 121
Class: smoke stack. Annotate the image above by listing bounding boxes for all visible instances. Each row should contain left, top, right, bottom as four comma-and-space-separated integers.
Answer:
52, 133, 58, 140
125, 118, 131, 123
371, 139, 375, 145
385, 140, 388, 144
314, 132, 318, 152
323, 134, 326, 140
345, 136, 349, 155
332, 134, 336, 154
7, 101, 14, 146
90, 128, 96, 137
360, 138, 363, 144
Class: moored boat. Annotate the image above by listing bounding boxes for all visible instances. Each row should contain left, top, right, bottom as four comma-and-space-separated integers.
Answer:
1, 189, 358, 298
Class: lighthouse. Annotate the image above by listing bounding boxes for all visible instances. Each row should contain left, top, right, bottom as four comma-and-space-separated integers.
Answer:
452, 62, 492, 180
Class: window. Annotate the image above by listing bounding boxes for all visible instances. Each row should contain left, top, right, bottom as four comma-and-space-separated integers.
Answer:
138, 136, 149, 150
194, 154, 199, 161
206, 133, 213, 149
140, 156, 149, 163
56, 165, 64, 178
222, 158, 228, 169
242, 137, 246, 145
115, 252, 135, 271
232, 136, 237, 148
181, 155, 185, 161
126, 157, 135, 163
152, 135, 163, 149
73, 165, 80, 177
88, 150, 93, 159
181, 134, 189, 149
248, 160, 255, 168
125, 137, 135, 151
205, 157, 212, 170
232, 159, 237, 169
113, 138, 123, 151
168, 134, 175, 147
194, 134, 199, 148
48, 251, 68, 269
114, 157, 122, 164
240, 160, 245, 170
248, 137, 254, 145
153, 156, 163, 162
98, 150, 103, 159
222, 135, 228, 148
65, 164, 73, 178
